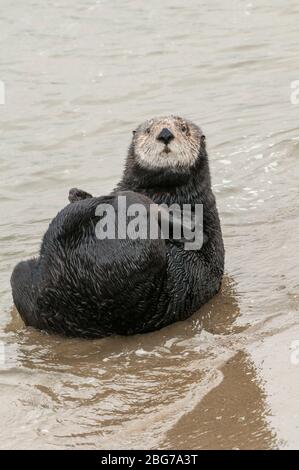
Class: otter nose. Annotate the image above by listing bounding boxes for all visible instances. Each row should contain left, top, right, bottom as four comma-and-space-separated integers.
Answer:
157, 128, 174, 145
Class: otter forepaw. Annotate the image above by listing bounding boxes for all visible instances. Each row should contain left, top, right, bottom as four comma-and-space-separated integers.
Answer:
68, 188, 93, 203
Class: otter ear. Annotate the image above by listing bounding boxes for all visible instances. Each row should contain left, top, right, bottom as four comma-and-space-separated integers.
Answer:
200, 135, 206, 147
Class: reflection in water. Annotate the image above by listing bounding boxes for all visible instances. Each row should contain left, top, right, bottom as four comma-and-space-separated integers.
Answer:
1, 276, 276, 449
199, 276, 245, 335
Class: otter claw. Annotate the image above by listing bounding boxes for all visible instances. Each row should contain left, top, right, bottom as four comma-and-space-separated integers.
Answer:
68, 188, 93, 203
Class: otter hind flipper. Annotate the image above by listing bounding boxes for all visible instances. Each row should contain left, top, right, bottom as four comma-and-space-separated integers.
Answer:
68, 187, 93, 203
10, 258, 43, 329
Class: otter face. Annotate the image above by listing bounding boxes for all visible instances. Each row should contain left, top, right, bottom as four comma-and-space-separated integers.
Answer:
132, 116, 203, 169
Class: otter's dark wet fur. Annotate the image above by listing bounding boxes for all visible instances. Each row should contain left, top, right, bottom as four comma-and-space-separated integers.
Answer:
11, 116, 224, 338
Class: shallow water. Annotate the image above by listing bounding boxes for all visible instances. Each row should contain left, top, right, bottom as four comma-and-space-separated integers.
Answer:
1, 0, 299, 450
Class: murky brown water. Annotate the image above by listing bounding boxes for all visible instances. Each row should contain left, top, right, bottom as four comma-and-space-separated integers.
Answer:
1, 0, 299, 450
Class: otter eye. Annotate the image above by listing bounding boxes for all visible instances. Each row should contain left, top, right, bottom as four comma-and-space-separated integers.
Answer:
181, 124, 187, 133
132, 130, 136, 136
146, 127, 151, 134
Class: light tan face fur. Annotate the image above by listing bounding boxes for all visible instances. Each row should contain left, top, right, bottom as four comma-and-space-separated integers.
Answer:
133, 116, 203, 169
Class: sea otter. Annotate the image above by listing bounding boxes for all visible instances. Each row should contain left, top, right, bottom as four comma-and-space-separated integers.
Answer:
11, 116, 224, 337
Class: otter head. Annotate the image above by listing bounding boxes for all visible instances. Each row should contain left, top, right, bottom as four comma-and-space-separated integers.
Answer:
131, 116, 205, 170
